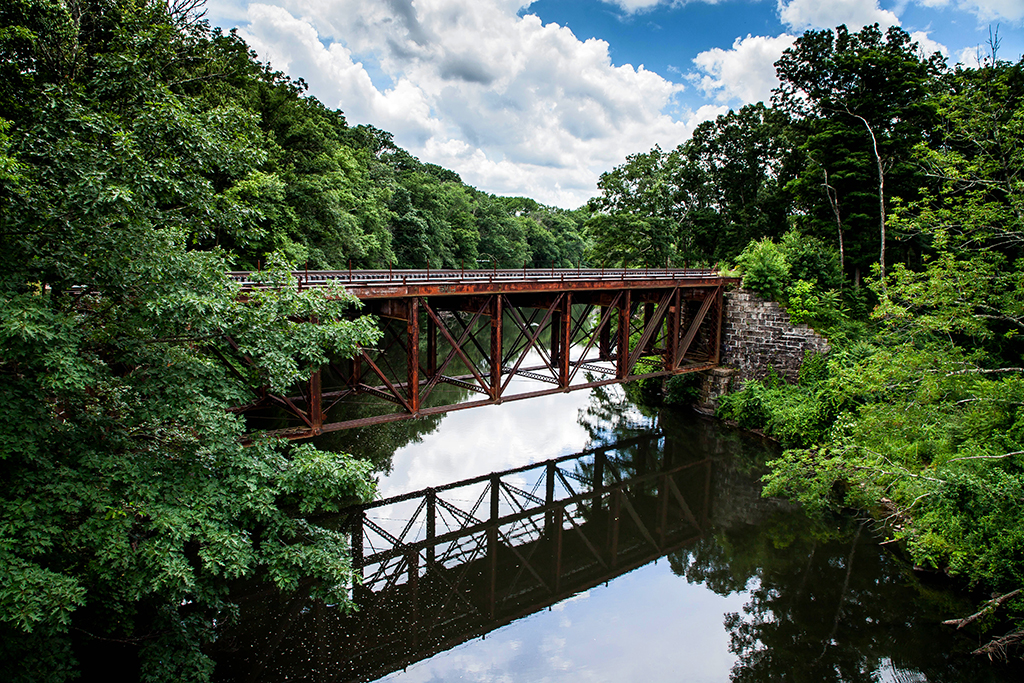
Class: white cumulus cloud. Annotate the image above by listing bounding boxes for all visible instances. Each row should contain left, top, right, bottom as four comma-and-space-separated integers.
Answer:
690, 33, 797, 105
909, 30, 949, 58
913, 0, 1024, 23
600, 0, 728, 12
778, 0, 901, 31
688, 1, 952, 109
967, 0, 1024, 22
600, 0, 667, 11
205, 0, 719, 207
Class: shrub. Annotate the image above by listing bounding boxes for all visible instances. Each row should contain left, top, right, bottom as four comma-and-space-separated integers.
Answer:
785, 279, 847, 332
780, 229, 842, 291
663, 373, 703, 405
735, 238, 790, 300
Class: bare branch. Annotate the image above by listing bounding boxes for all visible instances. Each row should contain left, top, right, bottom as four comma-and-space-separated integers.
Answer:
973, 629, 1024, 661
942, 588, 1022, 629
945, 367, 1024, 377
844, 107, 887, 288
947, 450, 1024, 463
166, 0, 207, 29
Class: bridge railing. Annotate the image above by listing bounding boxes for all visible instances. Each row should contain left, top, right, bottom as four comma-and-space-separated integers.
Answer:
227, 266, 720, 290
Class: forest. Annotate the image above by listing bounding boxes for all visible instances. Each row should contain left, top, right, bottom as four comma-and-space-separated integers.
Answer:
1, 0, 1023, 680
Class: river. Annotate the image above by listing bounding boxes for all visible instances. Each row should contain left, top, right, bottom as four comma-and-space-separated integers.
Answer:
215, 383, 1024, 682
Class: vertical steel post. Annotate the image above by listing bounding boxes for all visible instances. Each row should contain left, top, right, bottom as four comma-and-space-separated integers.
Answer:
408, 549, 420, 640
407, 298, 419, 413
545, 461, 556, 534
426, 489, 436, 568
666, 288, 680, 371
490, 295, 502, 400
309, 368, 323, 435
489, 473, 500, 618
702, 460, 712, 531
351, 511, 364, 586
351, 354, 362, 390
609, 488, 621, 567
712, 285, 724, 365
616, 290, 631, 379
658, 472, 669, 548
559, 294, 571, 388
553, 504, 564, 592
427, 313, 437, 380
592, 450, 605, 514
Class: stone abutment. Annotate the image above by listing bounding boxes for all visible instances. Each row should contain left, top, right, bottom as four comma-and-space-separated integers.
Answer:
695, 289, 830, 415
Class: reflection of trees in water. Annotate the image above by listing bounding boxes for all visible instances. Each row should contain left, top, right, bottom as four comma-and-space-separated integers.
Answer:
312, 411, 447, 476
672, 511, 1022, 682
575, 380, 777, 477
576, 382, 657, 446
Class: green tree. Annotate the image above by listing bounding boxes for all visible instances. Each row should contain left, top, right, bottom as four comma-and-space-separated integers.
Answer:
587, 105, 801, 266
0, 2, 380, 679
585, 212, 674, 267
774, 24, 945, 285
677, 104, 801, 262
735, 238, 791, 300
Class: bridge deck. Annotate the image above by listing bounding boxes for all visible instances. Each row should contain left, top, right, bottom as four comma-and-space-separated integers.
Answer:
228, 267, 729, 299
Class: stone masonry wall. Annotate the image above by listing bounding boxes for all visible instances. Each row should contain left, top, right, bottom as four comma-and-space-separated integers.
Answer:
720, 289, 830, 385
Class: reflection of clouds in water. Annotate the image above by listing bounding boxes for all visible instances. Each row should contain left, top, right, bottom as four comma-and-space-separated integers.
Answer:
380, 562, 743, 683
551, 590, 589, 612
541, 635, 573, 672
376, 389, 599, 499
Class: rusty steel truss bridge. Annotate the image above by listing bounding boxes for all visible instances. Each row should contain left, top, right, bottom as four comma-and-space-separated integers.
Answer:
220, 432, 710, 682
229, 268, 736, 439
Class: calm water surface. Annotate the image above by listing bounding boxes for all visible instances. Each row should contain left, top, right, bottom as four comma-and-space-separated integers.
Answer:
216, 384, 1024, 682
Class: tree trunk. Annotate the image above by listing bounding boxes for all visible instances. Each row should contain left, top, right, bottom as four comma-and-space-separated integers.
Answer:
848, 110, 886, 290
822, 167, 845, 288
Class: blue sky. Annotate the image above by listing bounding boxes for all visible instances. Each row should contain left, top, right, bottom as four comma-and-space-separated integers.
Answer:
201, 1, 1024, 207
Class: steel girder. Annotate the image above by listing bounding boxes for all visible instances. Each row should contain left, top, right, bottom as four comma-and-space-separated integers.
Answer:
233, 278, 729, 440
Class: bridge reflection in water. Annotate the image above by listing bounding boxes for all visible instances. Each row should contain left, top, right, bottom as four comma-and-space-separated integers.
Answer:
217, 433, 710, 682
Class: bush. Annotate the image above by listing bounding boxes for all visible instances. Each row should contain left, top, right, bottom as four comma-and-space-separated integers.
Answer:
717, 379, 771, 430
735, 238, 790, 299
663, 373, 703, 405
785, 279, 847, 331
780, 229, 842, 291
716, 363, 836, 448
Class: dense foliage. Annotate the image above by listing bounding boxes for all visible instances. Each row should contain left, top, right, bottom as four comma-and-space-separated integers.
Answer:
587, 103, 800, 267
0, 2, 376, 681
586, 20, 1024, 659
711, 52, 1024, 657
